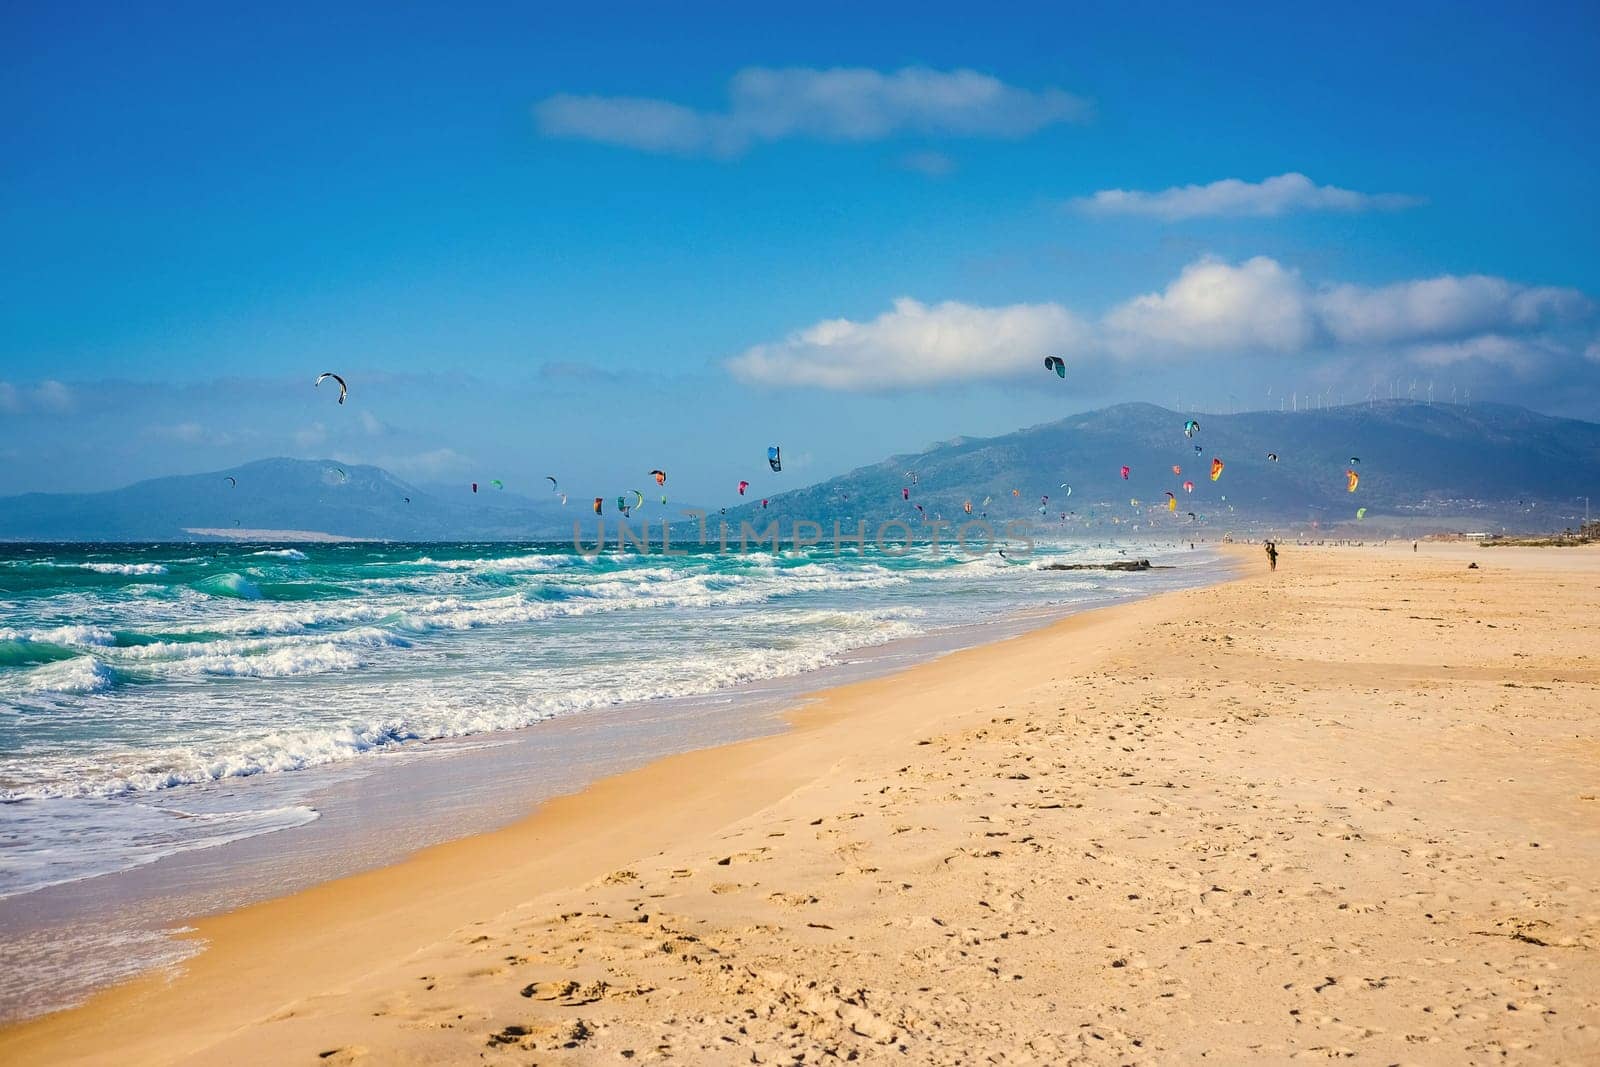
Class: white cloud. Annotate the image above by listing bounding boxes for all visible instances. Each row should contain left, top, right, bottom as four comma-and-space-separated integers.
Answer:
1073, 172, 1423, 220
1404, 334, 1552, 370
358, 410, 387, 436
1104, 256, 1316, 353
536, 95, 714, 154
535, 67, 1089, 157
730, 255, 1594, 390
1104, 259, 1591, 355
1317, 275, 1592, 345
728, 297, 1091, 389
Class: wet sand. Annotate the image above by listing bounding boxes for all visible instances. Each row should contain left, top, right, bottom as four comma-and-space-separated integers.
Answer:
3, 543, 1597, 1064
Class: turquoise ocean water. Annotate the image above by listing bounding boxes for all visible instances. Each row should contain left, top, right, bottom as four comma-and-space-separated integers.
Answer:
0, 537, 1212, 1012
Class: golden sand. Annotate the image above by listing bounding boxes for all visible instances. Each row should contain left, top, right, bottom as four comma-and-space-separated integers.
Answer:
4, 543, 1597, 1064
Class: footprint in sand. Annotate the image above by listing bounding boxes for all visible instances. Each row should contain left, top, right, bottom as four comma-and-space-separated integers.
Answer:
520, 978, 640, 1006
486, 1018, 594, 1051
713, 847, 773, 865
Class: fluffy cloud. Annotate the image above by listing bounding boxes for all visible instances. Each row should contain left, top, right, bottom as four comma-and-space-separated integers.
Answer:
1073, 172, 1423, 220
730, 256, 1594, 389
1104, 256, 1316, 353
1315, 275, 1592, 345
1404, 334, 1558, 371
535, 67, 1089, 157
535, 96, 713, 154
728, 297, 1092, 389
1106, 258, 1590, 354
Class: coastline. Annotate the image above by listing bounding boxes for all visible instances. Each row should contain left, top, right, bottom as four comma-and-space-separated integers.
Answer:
4, 542, 1597, 1063
0, 544, 1222, 1025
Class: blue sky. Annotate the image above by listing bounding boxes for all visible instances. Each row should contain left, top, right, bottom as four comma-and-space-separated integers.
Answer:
3, 1, 1597, 500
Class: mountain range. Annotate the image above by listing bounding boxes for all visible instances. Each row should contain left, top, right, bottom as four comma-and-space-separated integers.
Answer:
2, 402, 1595, 541
722, 400, 1599, 536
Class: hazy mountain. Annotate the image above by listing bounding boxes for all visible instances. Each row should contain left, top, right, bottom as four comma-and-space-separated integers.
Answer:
2, 402, 1595, 541
717, 401, 1600, 535
0, 458, 579, 541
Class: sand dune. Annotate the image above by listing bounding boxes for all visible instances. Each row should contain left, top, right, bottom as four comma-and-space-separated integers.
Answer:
4, 544, 1597, 1064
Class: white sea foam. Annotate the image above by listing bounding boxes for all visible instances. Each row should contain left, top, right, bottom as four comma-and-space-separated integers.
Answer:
0, 798, 318, 899
6, 656, 118, 696
0, 922, 202, 1022
0, 625, 118, 647
384, 565, 907, 632
249, 549, 308, 560
187, 644, 361, 678
114, 629, 408, 680
2, 720, 434, 799
0, 607, 918, 800
170, 600, 389, 636
1, 543, 1208, 809
74, 562, 168, 576
413, 553, 571, 573
118, 627, 406, 661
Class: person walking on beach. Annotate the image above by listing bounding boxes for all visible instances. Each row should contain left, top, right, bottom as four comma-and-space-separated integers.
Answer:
1265, 540, 1278, 571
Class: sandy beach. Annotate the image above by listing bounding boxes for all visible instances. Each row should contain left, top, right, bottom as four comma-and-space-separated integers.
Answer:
3, 542, 1597, 1064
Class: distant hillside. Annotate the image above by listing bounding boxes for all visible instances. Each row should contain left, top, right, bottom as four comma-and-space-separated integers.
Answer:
2, 403, 1595, 541
0, 458, 579, 541
718, 401, 1600, 535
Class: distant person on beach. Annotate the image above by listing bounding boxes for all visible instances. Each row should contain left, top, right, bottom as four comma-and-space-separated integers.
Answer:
1265, 541, 1278, 571
1413, 541, 1418, 552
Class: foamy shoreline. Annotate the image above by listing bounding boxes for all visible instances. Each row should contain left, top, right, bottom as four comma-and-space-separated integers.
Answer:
0, 544, 1223, 1026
